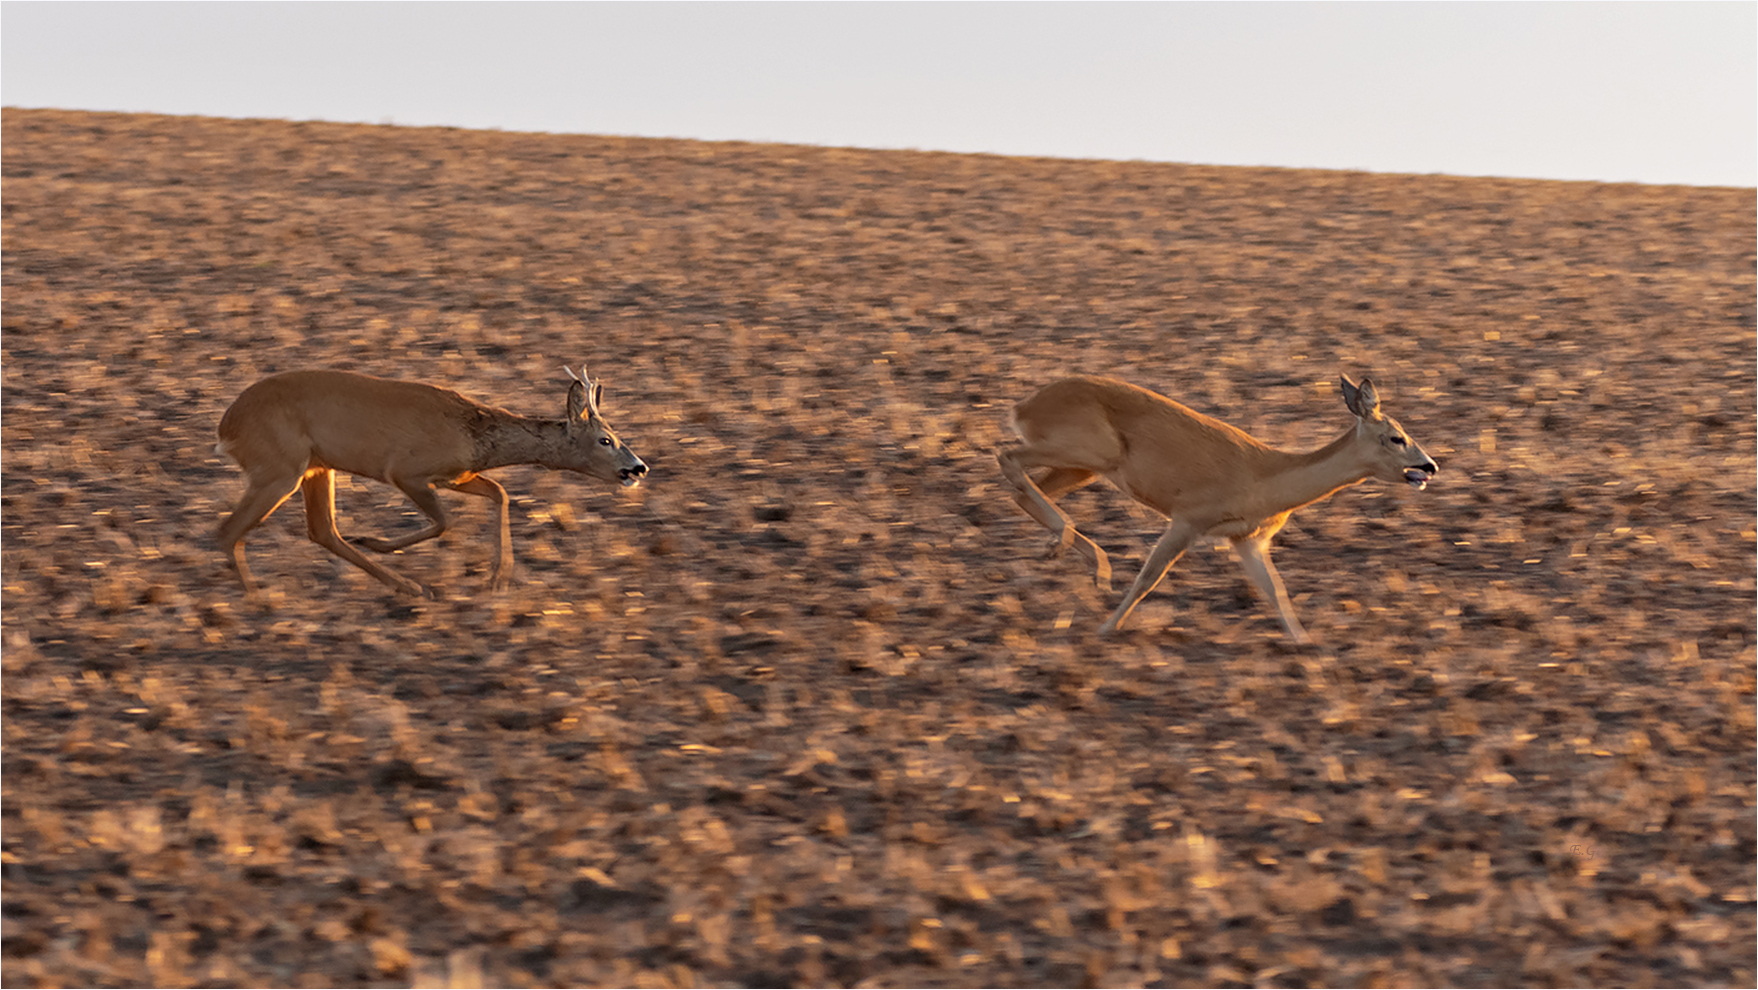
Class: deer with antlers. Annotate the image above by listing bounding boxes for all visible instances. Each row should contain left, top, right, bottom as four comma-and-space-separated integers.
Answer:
215, 365, 647, 598
997, 374, 1437, 641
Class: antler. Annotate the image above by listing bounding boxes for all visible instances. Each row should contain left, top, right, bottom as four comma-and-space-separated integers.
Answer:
562, 363, 602, 419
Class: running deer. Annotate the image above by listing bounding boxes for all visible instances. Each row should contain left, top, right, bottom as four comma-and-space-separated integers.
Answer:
215, 365, 647, 598
997, 374, 1437, 641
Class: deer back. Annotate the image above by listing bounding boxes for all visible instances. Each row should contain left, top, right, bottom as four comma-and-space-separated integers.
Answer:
1015, 376, 1281, 519
218, 370, 485, 483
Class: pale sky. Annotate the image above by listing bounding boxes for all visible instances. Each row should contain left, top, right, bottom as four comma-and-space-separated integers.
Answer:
2, 1, 1754, 187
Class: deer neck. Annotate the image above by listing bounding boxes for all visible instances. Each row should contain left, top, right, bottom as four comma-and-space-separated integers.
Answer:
472, 412, 568, 471
1255, 428, 1372, 516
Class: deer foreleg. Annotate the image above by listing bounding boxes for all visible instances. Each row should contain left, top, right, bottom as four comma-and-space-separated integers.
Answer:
1098, 520, 1198, 635
449, 474, 513, 590
1233, 534, 1310, 644
350, 478, 451, 553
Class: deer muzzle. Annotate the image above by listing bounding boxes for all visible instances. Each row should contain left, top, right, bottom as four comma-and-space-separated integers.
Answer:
1403, 459, 1438, 490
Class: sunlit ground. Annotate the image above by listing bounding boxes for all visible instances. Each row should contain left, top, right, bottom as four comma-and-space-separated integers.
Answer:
3, 108, 1753, 988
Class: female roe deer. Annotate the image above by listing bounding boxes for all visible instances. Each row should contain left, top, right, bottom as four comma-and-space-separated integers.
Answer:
997, 374, 1437, 641
216, 365, 647, 598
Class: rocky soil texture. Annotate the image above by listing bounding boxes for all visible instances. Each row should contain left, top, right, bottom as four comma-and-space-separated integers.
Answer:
3, 108, 1754, 987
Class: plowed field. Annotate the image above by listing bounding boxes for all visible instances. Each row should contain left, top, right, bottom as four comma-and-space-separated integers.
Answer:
3, 108, 1754, 987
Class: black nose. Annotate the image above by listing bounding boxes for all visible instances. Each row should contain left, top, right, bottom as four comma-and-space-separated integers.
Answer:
621, 463, 648, 480
1422, 460, 1439, 474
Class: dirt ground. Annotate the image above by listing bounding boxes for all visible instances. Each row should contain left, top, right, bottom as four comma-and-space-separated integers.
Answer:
2, 108, 1753, 988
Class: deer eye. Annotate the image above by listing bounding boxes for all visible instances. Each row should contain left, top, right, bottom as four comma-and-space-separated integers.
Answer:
599, 437, 614, 447
1389, 435, 1407, 447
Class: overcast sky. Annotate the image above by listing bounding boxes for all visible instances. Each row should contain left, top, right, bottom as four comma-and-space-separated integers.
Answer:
3, 1, 1753, 187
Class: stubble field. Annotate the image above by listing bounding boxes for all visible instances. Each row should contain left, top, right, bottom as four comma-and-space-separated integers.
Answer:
2, 108, 1754, 987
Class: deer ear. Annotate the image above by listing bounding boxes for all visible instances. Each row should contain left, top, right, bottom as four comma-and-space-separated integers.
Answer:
1341, 375, 1381, 420
566, 379, 590, 422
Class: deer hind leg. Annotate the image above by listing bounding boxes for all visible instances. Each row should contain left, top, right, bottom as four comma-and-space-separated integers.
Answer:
1232, 532, 1310, 644
447, 474, 513, 590
997, 447, 1111, 589
300, 470, 433, 598
1037, 466, 1102, 500
216, 472, 303, 593
1030, 467, 1101, 557
1098, 519, 1199, 635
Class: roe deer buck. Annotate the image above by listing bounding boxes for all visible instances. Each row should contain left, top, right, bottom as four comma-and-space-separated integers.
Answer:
997, 374, 1437, 641
216, 365, 647, 598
